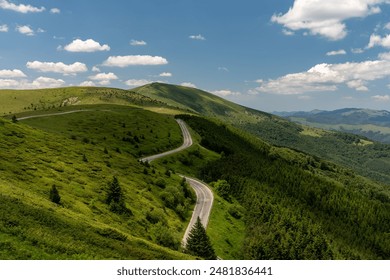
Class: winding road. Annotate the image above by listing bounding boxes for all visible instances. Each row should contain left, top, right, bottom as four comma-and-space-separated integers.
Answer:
140, 119, 193, 163
18, 111, 214, 246
140, 119, 214, 244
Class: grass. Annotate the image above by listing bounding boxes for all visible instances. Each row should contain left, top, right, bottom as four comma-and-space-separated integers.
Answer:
0, 106, 197, 259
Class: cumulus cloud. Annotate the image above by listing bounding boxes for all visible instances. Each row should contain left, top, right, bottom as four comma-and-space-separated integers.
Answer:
103, 55, 168, 67
367, 33, 390, 48
125, 79, 153, 87
89, 72, 118, 81
255, 59, 390, 94
0, 0, 45, 13
16, 25, 35, 36
79, 81, 96, 87
89, 72, 118, 85
92, 66, 101, 72
159, 72, 172, 77
272, 0, 388, 40
130, 40, 147, 46
0, 24, 8, 32
212, 90, 241, 97
0, 69, 26, 78
50, 8, 60, 14
26, 61, 88, 75
372, 94, 390, 101
0, 76, 65, 89
189, 34, 206, 40
326, 49, 347, 56
64, 39, 110, 52
180, 82, 197, 88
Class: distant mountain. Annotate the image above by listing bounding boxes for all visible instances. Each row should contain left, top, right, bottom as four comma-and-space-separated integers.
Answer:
275, 108, 390, 144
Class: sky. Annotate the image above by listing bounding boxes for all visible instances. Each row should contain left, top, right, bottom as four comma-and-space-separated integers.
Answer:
2, 0, 390, 112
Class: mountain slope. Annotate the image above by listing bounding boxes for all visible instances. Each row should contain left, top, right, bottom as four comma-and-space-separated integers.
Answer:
134, 83, 390, 184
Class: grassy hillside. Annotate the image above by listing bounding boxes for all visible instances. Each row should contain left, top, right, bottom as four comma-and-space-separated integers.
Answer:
0, 106, 196, 259
0, 87, 173, 117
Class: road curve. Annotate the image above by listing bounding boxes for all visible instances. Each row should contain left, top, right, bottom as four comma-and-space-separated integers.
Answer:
181, 176, 214, 246
140, 119, 193, 163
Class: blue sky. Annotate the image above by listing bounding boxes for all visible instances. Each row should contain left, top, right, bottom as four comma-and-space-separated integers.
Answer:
2, 0, 390, 112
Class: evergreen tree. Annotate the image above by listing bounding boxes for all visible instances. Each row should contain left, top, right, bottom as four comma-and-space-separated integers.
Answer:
49, 185, 61, 204
185, 217, 217, 260
11, 115, 18, 123
106, 176, 131, 215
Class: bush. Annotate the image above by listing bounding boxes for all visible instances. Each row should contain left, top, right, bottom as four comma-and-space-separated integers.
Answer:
49, 185, 61, 204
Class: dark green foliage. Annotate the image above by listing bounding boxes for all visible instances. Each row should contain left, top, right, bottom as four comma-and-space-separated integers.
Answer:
11, 115, 18, 123
150, 222, 179, 250
49, 185, 61, 204
212, 180, 231, 202
180, 115, 390, 259
185, 217, 217, 260
106, 176, 131, 215
82, 154, 88, 162
155, 178, 166, 189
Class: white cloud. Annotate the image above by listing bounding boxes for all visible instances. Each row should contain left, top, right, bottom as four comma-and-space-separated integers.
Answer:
367, 33, 390, 48
326, 49, 347, 56
64, 39, 110, 52
31, 77, 65, 88
80, 81, 96, 87
352, 48, 364, 54
189, 34, 206, 40
92, 66, 101, 72
0, 76, 65, 89
0, 0, 45, 13
0, 24, 8, 32
379, 52, 390, 60
130, 39, 147, 46
272, 0, 388, 40
16, 25, 35, 36
0, 69, 26, 78
89, 72, 118, 81
103, 55, 168, 67
255, 59, 390, 94
50, 8, 60, 14
180, 82, 197, 88
159, 72, 172, 77
218, 67, 229, 72
282, 29, 295, 36
125, 79, 153, 87
372, 94, 390, 101
212, 90, 241, 97
26, 61, 88, 75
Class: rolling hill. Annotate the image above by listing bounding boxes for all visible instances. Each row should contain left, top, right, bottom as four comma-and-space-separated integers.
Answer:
1, 83, 390, 259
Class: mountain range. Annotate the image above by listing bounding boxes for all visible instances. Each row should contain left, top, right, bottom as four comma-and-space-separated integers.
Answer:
275, 108, 390, 144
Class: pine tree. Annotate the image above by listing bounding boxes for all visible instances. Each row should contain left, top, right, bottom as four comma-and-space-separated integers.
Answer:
106, 176, 131, 215
49, 185, 61, 204
185, 217, 217, 260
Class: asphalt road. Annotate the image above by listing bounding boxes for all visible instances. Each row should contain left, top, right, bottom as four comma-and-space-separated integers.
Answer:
181, 176, 214, 246
16, 110, 92, 121
140, 119, 193, 163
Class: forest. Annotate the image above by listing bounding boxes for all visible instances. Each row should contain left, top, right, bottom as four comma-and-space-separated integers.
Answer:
178, 115, 390, 259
